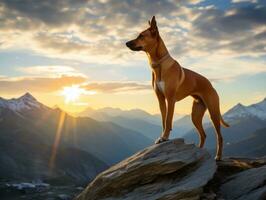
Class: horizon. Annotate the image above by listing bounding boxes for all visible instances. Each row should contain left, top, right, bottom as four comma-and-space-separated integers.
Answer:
1, 92, 265, 116
0, 0, 265, 114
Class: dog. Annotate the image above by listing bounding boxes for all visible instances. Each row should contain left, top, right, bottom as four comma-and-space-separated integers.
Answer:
126, 16, 229, 160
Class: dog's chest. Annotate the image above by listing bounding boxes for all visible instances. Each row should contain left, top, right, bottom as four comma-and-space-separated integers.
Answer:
156, 81, 165, 93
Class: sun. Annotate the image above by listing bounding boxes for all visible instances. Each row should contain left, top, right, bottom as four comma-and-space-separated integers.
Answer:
61, 85, 84, 103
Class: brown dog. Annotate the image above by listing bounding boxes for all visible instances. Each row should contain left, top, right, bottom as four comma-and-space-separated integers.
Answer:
126, 16, 229, 160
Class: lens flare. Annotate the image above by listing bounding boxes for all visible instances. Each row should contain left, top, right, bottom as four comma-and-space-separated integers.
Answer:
61, 85, 84, 103
49, 111, 66, 170
60, 85, 96, 104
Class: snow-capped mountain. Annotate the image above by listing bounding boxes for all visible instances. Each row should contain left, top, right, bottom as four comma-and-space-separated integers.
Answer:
0, 93, 152, 165
0, 92, 46, 112
224, 97, 266, 120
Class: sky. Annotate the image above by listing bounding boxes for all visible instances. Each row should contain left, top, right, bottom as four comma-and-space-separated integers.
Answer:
0, 0, 265, 115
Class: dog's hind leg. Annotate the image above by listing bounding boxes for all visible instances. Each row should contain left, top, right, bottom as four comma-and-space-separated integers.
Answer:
191, 98, 207, 148
203, 90, 223, 160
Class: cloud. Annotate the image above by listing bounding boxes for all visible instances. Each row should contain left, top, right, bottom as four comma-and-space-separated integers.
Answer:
82, 81, 151, 93
0, 0, 265, 78
0, 0, 85, 28
0, 70, 152, 95
186, 54, 266, 81
0, 0, 205, 63
190, 4, 266, 55
19, 65, 86, 77
33, 33, 88, 53
173, 0, 205, 5
0, 75, 86, 94
31, 32, 129, 63
194, 5, 266, 39
232, 0, 258, 3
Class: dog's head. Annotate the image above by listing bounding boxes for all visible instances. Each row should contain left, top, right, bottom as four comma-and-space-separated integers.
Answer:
126, 16, 159, 52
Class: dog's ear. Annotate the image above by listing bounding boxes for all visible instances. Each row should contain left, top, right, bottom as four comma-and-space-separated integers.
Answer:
150, 16, 158, 37
150, 16, 157, 30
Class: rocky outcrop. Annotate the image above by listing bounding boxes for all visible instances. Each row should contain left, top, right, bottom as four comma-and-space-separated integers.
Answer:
75, 139, 266, 200
2, 139, 265, 200
219, 165, 266, 200
75, 139, 217, 200
203, 157, 266, 200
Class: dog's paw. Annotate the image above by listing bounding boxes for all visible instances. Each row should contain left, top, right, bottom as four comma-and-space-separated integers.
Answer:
215, 156, 222, 161
155, 137, 169, 144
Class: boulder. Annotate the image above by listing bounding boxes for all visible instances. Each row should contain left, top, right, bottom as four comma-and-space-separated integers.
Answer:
219, 165, 266, 200
75, 139, 216, 200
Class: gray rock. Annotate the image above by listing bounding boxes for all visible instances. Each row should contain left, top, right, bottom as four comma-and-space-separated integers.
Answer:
219, 165, 266, 200
57, 194, 71, 200
75, 139, 216, 200
218, 157, 266, 170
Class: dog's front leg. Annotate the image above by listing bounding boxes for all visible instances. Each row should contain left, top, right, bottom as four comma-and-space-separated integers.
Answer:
156, 91, 166, 130
154, 90, 167, 144
162, 97, 175, 139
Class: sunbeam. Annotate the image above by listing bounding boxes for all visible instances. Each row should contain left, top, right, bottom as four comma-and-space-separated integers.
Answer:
49, 111, 66, 170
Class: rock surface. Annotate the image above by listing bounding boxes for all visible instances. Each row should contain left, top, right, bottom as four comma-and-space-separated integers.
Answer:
75, 139, 217, 200
203, 157, 266, 200
1, 144, 265, 200
219, 165, 266, 200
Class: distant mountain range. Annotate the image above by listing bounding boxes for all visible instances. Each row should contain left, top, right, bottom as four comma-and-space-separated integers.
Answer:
223, 127, 266, 157
223, 98, 266, 120
184, 98, 266, 155
0, 93, 151, 184
1, 92, 266, 185
79, 106, 164, 125
79, 97, 266, 157
79, 107, 189, 139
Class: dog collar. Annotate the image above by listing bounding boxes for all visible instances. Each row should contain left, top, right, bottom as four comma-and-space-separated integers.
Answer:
151, 53, 171, 69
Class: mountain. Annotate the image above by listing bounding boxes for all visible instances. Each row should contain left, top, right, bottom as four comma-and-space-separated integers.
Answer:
0, 93, 152, 184
184, 97, 266, 150
223, 127, 266, 157
0, 106, 107, 184
0, 92, 43, 112
100, 115, 162, 140
79, 97, 266, 152
80, 114, 196, 141
79, 107, 163, 125
173, 114, 210, 136
224, 98, 266, 121
79, 107, 187, 140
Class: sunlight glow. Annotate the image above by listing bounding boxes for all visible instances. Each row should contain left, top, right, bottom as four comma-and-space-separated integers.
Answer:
61, 85, 96, 104
49, 111, 66, 170
61, 85, 84, 103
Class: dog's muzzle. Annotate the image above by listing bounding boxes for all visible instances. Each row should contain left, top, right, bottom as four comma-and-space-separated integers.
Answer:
126, 41, 142, 51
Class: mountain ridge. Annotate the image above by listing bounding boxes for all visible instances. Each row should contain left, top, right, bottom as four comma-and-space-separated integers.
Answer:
183, 97, 266, 155
0, 93, 152, 185
78, 96, 266, 143
0, 93, 47, 112
224, 97, 266, 120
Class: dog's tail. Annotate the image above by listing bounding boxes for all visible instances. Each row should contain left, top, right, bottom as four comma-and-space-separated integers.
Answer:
220, 115, 230, 127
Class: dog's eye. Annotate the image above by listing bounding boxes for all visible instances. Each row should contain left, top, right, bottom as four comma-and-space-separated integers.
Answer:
138, 34, 144, 40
